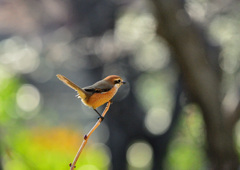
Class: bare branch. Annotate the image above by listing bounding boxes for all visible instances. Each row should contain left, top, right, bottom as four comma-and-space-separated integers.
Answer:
69, 101, 111, 170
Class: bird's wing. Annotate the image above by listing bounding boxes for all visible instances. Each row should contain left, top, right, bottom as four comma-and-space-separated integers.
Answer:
84, 88, 111, 93
83, 79, 113, 93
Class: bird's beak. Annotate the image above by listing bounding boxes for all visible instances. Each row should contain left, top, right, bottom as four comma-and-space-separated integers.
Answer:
122, 81, 126, 84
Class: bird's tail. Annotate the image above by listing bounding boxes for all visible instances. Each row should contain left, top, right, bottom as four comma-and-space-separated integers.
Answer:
56, 74, 86, 99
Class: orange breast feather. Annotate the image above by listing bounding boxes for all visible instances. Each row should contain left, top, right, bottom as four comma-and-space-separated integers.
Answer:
85, 86, 118, 109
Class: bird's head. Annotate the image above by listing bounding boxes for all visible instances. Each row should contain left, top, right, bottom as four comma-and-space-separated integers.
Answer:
104, 75, 126, 87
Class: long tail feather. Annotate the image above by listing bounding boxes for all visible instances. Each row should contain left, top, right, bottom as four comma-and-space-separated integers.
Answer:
56, 74, 86, 99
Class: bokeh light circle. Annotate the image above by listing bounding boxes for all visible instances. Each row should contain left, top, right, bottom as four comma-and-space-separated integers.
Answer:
16, 84, 41, 113
145, 108, 172, 135
126, 141, 153, 168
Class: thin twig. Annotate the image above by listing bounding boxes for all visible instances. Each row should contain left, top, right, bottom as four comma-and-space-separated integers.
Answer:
69, 101, 111, 170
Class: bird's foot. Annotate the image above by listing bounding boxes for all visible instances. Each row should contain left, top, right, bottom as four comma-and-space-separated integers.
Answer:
109, 100, 113, 104
98, 116, 104, 121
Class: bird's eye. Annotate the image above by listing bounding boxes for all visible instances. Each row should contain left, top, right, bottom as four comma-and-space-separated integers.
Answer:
114, 79, 121, 84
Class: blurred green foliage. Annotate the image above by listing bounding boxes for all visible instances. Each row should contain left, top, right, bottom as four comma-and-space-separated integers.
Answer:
164, 104, 206, 170
0, 67, 20, 124
135, 72, 175, 111
3, 126, 109, 170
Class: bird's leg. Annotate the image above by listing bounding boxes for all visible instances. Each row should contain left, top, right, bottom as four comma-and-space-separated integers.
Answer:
109, 99, 113, 104
93, 109, 104, 121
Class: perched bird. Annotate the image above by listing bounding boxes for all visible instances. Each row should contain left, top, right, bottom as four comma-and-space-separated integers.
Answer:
56, 74, 126, 120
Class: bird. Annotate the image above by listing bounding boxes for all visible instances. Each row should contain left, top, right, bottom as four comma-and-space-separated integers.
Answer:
56, 74, 126, 120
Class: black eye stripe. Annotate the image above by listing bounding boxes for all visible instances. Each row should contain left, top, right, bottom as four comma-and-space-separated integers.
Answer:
114, 79, 121, 84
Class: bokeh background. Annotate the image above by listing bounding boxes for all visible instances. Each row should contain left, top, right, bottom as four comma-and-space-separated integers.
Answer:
1, 0, 240, 170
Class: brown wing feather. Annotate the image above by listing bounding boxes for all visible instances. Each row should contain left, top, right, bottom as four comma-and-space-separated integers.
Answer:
84, 88, 111, 93
83, 79, 113, 94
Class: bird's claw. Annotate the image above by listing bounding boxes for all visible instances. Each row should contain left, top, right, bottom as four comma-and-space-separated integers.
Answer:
98, 116, 104, 121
